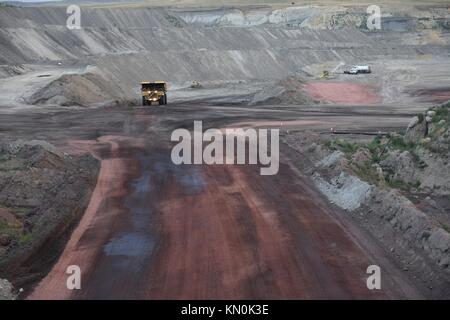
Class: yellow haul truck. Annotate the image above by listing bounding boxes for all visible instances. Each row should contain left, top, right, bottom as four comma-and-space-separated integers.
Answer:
141, 81, 167, 105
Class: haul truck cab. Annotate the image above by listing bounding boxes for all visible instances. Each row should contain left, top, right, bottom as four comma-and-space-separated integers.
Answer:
141, 81, 167, 105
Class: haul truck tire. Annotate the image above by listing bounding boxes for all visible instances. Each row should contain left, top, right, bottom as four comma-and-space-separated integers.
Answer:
159, 94, 167, 105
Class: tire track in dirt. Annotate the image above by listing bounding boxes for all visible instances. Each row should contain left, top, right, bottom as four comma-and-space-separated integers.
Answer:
142, 161, 390, 299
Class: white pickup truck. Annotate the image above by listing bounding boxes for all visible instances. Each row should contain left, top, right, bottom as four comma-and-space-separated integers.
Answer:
344, 65, 372, 74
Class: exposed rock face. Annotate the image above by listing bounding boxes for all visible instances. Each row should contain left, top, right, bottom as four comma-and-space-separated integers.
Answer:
366, 190, 450, 273
285, 114, 450, 298
311, 146, 449, 274
0, 140, 99, 283
350, 147, 371, 167
405, 117, 427, 143
174, 6, 450, 31
407, 115, 420, 130
0, 278, 14, 300
317, 150, 344, 168
313, 172, 372, 211
417, 148, 450, 195
390, 103, 450, 194
380, 150, 419, 185
425, 229, 450, 269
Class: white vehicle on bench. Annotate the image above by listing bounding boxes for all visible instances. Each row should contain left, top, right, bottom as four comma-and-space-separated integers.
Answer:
344, 65, 372, 74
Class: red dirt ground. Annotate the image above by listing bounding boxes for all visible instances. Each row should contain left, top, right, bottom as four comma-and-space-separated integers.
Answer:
305, 82, 381, 105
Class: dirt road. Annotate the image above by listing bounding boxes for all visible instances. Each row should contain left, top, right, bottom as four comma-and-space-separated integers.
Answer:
7, 102, 420, 299
27, 139, 408, 299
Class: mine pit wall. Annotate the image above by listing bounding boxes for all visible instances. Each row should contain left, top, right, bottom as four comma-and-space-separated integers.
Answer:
0, 5, 449, 105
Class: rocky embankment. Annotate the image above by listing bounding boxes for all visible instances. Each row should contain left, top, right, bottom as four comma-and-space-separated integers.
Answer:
285, 101, 450, 299
0, 140, 99, 299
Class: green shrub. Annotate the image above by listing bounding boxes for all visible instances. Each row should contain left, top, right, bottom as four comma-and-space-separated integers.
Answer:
353, 161, 380, 185
324, 139, 359, 154
432, 104, 449, 124
387, 179, 420, 191
18, 232, 33, 245
389, 136, 415, 152
0, 219, 22, 237
335, 139, 359, 154
324, 140, 336, 150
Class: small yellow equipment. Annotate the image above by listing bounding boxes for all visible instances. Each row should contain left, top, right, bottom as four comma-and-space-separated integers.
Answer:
320, 70, 330, 79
